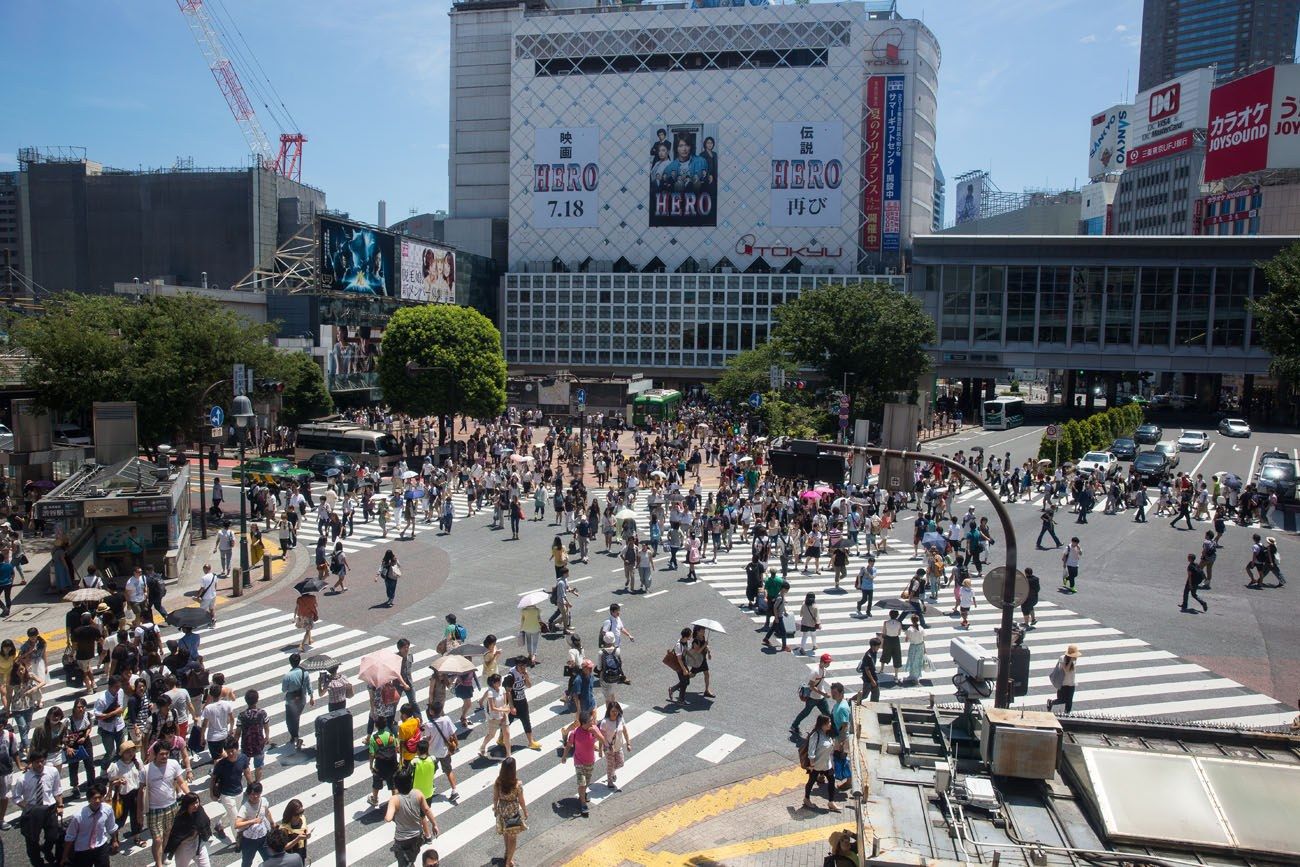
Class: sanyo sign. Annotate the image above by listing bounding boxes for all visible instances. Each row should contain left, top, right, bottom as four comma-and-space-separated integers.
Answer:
1133, 68, 1214, 146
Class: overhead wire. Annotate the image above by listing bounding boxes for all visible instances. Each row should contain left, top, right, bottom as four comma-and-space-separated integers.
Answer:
208, 0, 299, 134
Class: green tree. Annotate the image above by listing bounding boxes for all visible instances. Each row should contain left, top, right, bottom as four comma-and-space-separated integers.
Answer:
14, 293, 281, 446
1253, 242, 1300, 385
773, 281, 934, 415
270, 351, 333, 426
377, 305, 506, 423
709, 343, 795, 406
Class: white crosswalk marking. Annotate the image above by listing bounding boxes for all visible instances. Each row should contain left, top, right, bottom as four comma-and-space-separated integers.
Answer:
606, 490, 1293, 727
41, 602, 741, 866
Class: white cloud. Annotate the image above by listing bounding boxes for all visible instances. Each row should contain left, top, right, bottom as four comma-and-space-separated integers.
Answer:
1079, 34, 1098, 44
1114, 24, 1128, 32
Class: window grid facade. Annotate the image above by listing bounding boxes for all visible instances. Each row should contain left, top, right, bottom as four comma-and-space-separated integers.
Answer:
503, 272, 904, 368
936, 263, 1259, 353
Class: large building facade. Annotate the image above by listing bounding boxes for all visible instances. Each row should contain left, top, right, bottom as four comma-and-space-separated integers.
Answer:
451, 0, 942, 378
1139, 0, 1300, 91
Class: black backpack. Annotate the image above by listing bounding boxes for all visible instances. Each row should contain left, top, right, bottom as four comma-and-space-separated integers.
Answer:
600, 649, 623, 684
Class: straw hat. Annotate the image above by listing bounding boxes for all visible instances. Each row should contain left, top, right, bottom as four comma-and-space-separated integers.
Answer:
1064, 645, 1082, 658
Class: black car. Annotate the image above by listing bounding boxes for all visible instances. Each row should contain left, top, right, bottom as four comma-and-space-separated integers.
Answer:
1132, 450, 1170, 482
1110, 438, 1138, 461
1257, 461, 1298, 501
298, 450, 356, 480
1134, 423, 1162, 445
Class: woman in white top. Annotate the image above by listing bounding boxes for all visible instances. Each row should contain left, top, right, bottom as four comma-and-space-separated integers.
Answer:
478, 674, 511, 759
598, 701, 632, 790
234, 782, 274, 867
110, 739, 145, 845
798, 592, 821, 655
957, 578, 976, 629
904, 615, 927, 683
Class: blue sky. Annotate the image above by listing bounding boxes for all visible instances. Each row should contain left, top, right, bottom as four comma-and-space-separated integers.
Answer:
2, 0, 1143, 225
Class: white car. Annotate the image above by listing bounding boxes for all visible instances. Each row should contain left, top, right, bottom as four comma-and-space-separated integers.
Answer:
0, 423, 11, 452
1176, 430, 1210, 452
51, 423, 91, 445
1076, 451, 1119, 479
1218, 418, 1251, 438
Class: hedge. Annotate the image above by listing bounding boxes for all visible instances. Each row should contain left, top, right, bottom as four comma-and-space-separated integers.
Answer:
1038, 403, 1144, 462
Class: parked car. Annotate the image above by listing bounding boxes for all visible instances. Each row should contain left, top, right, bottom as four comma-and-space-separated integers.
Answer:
1217, 418, 1252, 438
1260, 450, 1291, 466
298, 450, 356, 480
0, 423, 11, 452
1109, 438, 1137, 461
1132, 451, 1171, 483
230, 456, 314, 486
1154, 441, 1181, 469
1076, 451, 1120, 479
1134, 423, 1163, 445
1176, 430, 1210, 452
51, 422, 91, 445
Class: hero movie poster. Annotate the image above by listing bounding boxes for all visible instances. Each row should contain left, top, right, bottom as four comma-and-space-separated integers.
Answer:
648, 123, 719, 228
319, 217, 396, 296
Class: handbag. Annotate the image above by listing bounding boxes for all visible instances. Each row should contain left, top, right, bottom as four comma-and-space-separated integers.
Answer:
661, 648, 680, 671
780, 613, 797, 636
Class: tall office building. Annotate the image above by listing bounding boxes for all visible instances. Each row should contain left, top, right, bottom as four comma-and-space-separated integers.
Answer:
1139, 0, 1300, 91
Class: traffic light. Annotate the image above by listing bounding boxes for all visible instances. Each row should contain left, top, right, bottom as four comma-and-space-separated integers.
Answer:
257, 379, 285, 394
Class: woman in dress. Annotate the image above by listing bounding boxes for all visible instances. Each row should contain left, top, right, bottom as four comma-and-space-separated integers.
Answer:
293, 591, 318, 652
493, 756, 528, 867
904, 614, 926, 684
599, 700, 632, 790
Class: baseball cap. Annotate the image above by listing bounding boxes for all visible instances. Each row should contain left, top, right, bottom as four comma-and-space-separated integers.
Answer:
819, 653, 832, 665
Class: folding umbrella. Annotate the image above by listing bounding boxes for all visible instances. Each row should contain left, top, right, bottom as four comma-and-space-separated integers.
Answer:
615, 508, 637, 521
401, 470, 418, 480
300, 654, 338, 672
691, 618, 726, 634
358, 649, 404, 687
63, 588, 110, 604
429, 654, 476, 675
165, 607, 214, 630
518, 590, 549, 608
294, 577, 326, 595
451, 643, 488, 657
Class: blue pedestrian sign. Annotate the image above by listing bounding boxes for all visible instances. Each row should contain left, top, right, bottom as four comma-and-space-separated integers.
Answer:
576, 388, 587, 406
748, 392, 762, 409
209, 405, 225, 428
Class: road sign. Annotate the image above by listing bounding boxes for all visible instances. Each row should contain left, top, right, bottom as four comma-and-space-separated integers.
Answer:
210, 426, 224, 442
769, 366, 783, 390
839, 394, 850, 409
575, 388, 586, 406
1045, 423, 1061, 442
839, 417, 849, 431
982, 566, 1030, 609
748, 392, 762, 409
209, 406, 225, 428
232, 364, 246, 397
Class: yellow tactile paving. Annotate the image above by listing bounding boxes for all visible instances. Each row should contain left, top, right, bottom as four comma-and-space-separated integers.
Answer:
678, 822, 855, 862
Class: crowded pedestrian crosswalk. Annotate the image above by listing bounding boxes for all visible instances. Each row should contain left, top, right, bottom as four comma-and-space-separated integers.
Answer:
35, 605, 739, 866
610, 490, 1296, 729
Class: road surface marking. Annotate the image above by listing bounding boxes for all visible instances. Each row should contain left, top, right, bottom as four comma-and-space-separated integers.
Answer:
695, 733, 744, 764
1188, 442, 1216, 477
401, 612, 449, 625
463, 600, 494, 610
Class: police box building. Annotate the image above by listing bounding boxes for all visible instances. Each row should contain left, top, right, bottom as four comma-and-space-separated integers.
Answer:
447, 0, 940, 381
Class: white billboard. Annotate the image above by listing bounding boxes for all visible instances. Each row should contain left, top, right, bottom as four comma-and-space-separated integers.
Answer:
769, 121, 844, 227
532, 126, 599, 229
1088, 103, 1131, 178
954, 175, 984, 224
398, 238, 455, 305
1130, 68, 1214, 148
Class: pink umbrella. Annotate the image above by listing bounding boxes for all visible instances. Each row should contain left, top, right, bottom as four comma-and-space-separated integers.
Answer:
800, 490, 823, 500
813, 485, 835, 495
358, 649, 404, 688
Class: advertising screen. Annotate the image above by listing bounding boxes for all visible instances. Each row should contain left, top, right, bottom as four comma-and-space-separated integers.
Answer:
861, 76, 885, 252
770, 122, 843, 227
1088, 103, 1131, 178
319, 218, 396, 296
1205, 65, 1300, 182
1130, 68, 1213, 148
882, 76, 904, 250
532, 126, 600, 229
648, 123, 719, 228
399, 238, 456, 305
954, 175, 984, 225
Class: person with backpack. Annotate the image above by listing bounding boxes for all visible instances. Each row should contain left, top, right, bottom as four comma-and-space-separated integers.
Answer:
366, 718, 401, 808
328, 541, 349, 594
799, 715, 839, 812
236, 689, 270, 784
596, 636, 625, 704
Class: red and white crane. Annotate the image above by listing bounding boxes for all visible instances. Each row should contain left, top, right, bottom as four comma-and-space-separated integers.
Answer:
175, 0, 306, 181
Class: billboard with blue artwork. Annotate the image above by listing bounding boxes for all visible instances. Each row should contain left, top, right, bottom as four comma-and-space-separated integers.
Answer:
319, 217, 396, 296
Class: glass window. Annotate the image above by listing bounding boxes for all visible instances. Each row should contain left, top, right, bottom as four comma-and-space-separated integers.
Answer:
1005, 266, 1037, 344
1071, 266, 1103, 346
972, 266, 1005, 343
1175, 267, 1212, 348
940, 266, 972, 343
1138, 267, 1175, 347
1104, 267, 1136, 347
1212, 267, 1249, 350
1038, 267, 1070, 345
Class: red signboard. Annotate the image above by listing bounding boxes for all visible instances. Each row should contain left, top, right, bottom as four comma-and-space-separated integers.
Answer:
1205, 67, 1275, 182
861, 75, 885, 253
1125, 131, 1194, 167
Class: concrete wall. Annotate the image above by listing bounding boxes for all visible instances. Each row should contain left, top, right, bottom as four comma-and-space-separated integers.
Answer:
936, 199, 1082, 236
449, 4, 521, 219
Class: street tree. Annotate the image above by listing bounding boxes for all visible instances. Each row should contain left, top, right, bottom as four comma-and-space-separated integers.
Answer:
773, 281, 934, 416
1252, 242, 1300, 385
14, 293, 283, 446
377, 305, 506, 434
708, 342, 795, 405
272, 350, 334, 426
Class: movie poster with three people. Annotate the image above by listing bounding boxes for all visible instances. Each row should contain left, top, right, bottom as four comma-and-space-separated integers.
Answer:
648, 123, 719, 227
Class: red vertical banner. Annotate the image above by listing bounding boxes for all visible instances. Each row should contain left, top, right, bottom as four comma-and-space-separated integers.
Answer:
861, 75, 885, 253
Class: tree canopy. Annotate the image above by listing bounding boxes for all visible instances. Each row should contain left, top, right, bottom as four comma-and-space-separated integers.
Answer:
12, 293, 315, 446
1252, 242, 1300, 385
708, 342, 795, 405
773, 281, 934, 415
376, 304, 506, 420
276, 350, 334, 426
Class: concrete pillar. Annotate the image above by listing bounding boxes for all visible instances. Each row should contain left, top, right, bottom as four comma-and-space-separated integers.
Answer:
1064, 369, 1077, 408
1084, 373, 1097, 410
1105, 374, 1119, 408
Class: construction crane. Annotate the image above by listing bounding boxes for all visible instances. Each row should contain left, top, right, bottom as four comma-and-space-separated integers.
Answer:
174, 0, 306, 181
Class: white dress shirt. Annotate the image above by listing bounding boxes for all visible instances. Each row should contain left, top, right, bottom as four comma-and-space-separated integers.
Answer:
13, 764, 62, 808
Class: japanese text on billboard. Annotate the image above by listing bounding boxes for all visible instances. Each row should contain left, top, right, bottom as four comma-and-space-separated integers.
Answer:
861, 76, 885, 252
399, 238, 455, 304
532, 126, 599, 229
770, 122, 843, 227
882, 76, 904, 251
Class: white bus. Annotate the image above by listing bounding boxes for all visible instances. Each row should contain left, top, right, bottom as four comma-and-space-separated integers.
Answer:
294, 422, 404, 474
982, 397, 1026, 430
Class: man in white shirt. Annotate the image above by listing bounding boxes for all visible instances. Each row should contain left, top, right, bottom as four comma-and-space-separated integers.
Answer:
213, 522, 236, 575
124, 568, 148, 627
14, 751, 63, 866
94, 675, 128, 775
421, 702, 460, 803
60, 780, 119, 865
198, 565, 219, 624
199, 685, 239, 764
600, 603, 635, 648
143, 748, 188, 867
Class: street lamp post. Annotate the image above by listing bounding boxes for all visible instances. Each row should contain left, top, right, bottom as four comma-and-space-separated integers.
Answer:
195, 379, 228, 540
233, 394, 254, 593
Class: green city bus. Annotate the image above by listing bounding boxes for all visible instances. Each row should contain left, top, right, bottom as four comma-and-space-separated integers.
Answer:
631, 389, 683, 427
